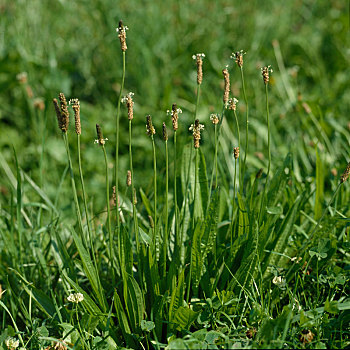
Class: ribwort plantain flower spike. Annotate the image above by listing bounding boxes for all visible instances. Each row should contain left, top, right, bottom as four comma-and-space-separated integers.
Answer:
261, 65, 273, 85
116, 20, 128, 52
69, 98, 81, 135
167, 103, 182, 131
230, 50, 246, 68
223, 66, 230, 106
121, 92, 134, 120
210, 113, 220, 125
58, 93, 70, 132
233, 147, 240, 159
95, 124, 108, 145
146, 115, 156, 136
340, 162, 350, 183
189, 119, 204, 148
228, 97, 239, 111
192, 53, 205, 85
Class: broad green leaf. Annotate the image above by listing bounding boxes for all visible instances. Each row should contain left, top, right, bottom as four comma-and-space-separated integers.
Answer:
169, 269, 185, 323
172, 306, 199, 331
198, 148, 208, 216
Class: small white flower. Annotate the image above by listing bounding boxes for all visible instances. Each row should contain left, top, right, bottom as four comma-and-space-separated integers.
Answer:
230, 50, 246, 60
116, 26, 129, 33
94, 138, 108, 145
192, 53, 205, 60
272, 276, 286, 289
210, 113, 220, 124
67, 292, 84, 303
189, 123, 204, 132
121, 92, 134, 104
5, 337, 20, 349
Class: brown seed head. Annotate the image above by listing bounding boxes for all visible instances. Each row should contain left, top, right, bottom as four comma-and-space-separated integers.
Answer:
95, 124, 107, 145
340, 162, 350, 183
162, 122, 168, 141
122, 92, 134, 120
58, 93, 70, 132
16, 72, 28, 84
261, 65, 273, 85
189, 119, 204, 149
53, 98, 62, 130
228, 97, 239, 111
168, 103, 182, 131
233, 147, 239, 159
126, 170, 132, 186
33, 98, 45, 111
112, 186, 117, 207
116, 20, 128, 52
210, 113, 220, 125
246, 327, 256, 339
192, 53, 205, 85
69, 99, 81, 135
222, 67, 230, 106
231, 50, 245, 68
146, 115, 156, 136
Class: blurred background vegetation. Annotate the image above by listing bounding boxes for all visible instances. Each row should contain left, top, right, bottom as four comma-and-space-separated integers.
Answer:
0, 0, 349, 217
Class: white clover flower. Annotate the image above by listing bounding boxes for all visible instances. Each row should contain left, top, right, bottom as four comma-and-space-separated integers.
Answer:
272, 276, 286, 290
5, 337, 20, 349
67, 292, 84, 303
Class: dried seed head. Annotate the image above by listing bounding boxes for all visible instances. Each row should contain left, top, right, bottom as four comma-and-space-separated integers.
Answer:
233, 147, 239, 159
121, 92, 134, 120
261, 65, 273, 85
230, 50, 245, 68
95, 124, 108, 145
33, 98, 45, 111
116, 20, 128, 52
189, 119, 204, 149
228, 97, 239, 111
69, 98, 81, 135
162, 122, 168, 141
246, 327, 257, 339
256, 168, 263, 179
167, 103, 182, 131
126, 170, 132, 186
58, 93, 70, 132
53, 98, 62, 130
340, 162, 350, 183
146, 115, 156, 136
16, 72, 28, 84
192, 53, 205, 85
222, 67, 230, 106
210, 113, 220, 125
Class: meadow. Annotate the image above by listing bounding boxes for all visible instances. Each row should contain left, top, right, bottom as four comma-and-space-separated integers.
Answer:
0, 0, 349, 349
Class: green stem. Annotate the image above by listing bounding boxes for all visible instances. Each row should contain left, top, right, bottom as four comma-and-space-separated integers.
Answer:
230, 158, 238, 251
115, 51, 126, 231
129, 120, 139, 251
240, 66, 249, 187
233, 110, 241, 191
174, 131, 178, 246
258, 84, 271, 224
63, 133, 84, 238
192, 148, 198, 230
102, 145, 113, 266
151, 135, 157, 244
214, 124, 218, 188
163, 139, 169, 277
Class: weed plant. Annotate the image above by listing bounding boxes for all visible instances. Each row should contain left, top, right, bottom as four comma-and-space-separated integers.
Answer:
0, 3, 350, 349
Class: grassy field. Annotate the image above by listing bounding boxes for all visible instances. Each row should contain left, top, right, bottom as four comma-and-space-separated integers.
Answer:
0, 0, 349, 349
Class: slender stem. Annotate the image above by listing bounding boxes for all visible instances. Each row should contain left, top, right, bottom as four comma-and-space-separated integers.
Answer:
102, 145, 113, 265
115, 51, 126, 231
77, 135, 94, 250
63, 133, 84, 238
233, 110, 241, 191
258, 84, 271, 223
192, 148, 198, 230
240, 67, 249, 186
194, 84, 201, 123
151, 135, 157, 243
129, 120, 139, 250
174, 131, 178, 245
214, 124, 218, 188
163, 139, 169, 277
230, 158, 238, 251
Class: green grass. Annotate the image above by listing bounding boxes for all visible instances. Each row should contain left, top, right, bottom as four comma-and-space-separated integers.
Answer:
0, 0, 350, 349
